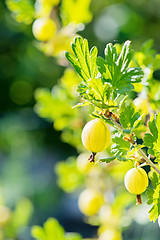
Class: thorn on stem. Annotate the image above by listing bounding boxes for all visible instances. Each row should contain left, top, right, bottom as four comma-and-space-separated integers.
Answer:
88, 152, 96, 163
136, 194, 142, 205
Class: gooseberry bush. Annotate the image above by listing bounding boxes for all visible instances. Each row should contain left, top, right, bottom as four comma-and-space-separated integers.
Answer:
35, 38, 160, 240
5, 0, 160, 239
64, 37, 160, 220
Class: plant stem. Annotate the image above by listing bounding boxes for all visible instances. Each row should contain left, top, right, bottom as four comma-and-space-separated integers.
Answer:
136, 195, 142, 205
137, 148, 160, 174
103, 115, 160, 175
108, 116, 124, 133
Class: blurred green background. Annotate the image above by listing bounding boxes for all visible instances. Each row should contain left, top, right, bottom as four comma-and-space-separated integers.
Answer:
1, 0, 160, 239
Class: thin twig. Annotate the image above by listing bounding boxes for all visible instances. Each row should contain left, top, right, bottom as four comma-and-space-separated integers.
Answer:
138, 148, 160, 174
108, 116, 124, 133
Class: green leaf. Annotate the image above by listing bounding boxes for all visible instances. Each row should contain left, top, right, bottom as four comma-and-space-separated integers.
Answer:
133, 115, 143, 129
119, 101, 140, 129
65, 52, 85, 81
99, 156, 116, 163
143, 133, 155, 148
6, 0, 34, 24
116, 40, 133, 71
118, 96, 128, 113
87, 78, 105, 101
105, 43, 118, 64
31, 218, 82, 240
55, 157, 84, 192
76, 82, 88, 96
143, 114, 158, 150
32, 226, 46, 240
116, 156, 129, 161
119, 104, 134, 129
146, 171, 160, 222
31, 218, 65, 240
153, 113, 160, 157
44, 218, 65, 240
100, 155, 128, 162
96, 57, 107, 78
148, 203, 160, 222
66, 38, 116, 105
143, 113, 160, 161
65, 233, 82, 240
149, 171, 159, 189
97, 41, 143, 97
111, 132, 131, 159
12, 198, 33, 228
66, 39, 143, 107
72, 101, 91, 108
141, 39, 156, 55
146, 187, 154, 205
149, 113, 158, 139
65, 37, 98, 82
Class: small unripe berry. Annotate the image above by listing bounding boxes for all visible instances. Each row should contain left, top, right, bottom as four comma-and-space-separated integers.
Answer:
78, 188, 104, 216
32, 17, 56, 41
124, 168, 148, 195
81, 119, 111, 153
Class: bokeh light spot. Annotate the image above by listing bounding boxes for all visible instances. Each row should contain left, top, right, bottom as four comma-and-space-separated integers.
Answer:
10, 81, 33, 105
94, 15, 119, 42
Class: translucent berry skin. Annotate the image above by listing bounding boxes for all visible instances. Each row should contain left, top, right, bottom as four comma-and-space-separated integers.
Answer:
124, 168, 149, 195
32, 17, 56, 41
81, 119, 111, 153
78, 188, 104, 216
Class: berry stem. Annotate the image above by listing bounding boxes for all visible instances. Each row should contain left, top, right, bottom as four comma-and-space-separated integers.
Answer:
136, 195, 142, 205
88, 152, 96, 163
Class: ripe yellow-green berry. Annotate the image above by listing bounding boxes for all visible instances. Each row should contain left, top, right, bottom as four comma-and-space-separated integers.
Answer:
32, 17, 56, 41
124, 168, 148, 195
78, 188, 104, 216
81, 119, 111, 153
